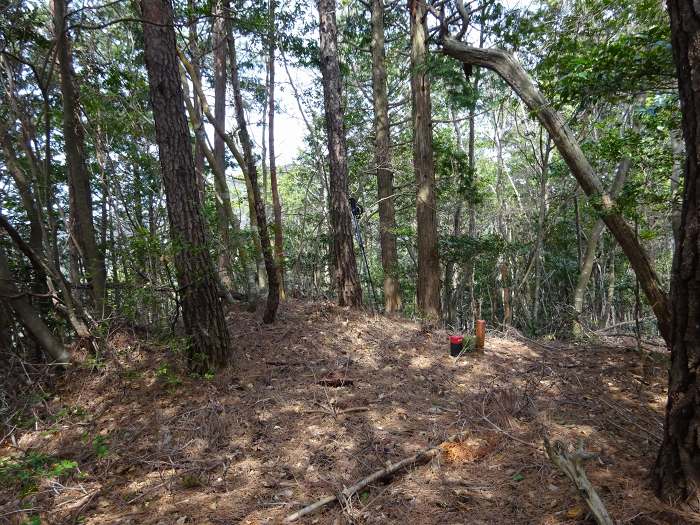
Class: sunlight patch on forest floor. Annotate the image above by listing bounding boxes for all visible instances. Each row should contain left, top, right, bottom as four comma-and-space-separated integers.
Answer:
0, 300, 692, 524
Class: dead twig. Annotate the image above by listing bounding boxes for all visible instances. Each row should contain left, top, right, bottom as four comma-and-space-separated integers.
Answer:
543, 435, 613, 525
283, 429, 471, 522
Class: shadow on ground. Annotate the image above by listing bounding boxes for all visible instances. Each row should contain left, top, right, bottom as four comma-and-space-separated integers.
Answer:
0, 299, 691, 525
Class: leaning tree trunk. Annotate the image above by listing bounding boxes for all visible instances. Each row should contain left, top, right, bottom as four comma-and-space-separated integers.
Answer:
227, 18, 280, 323
140, 0, 231, 372
53, 0, 107, 315
371, 0, 401, 313
441, 37, 671, 344
0, 246, 70, 364
410, 0, 441, 321
652, 0, 700, 506
317, 0, 363, 307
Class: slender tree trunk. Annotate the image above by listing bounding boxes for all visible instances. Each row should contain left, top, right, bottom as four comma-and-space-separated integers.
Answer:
53, 0, 106, 314
371, 0, 401, 313
442, 37, 671, 344
532, 146, 549, 325
221, 20, 267, 295
212, 0, 235, 288
187, 0, 205, 203
227, 17, 280, 323
268, 0, 286, 299
317, 0, 363, 307
179, 65, 247, 270
499, 261, 512, 326
0, 128, 46, 295
140, 0, 231, 372
572, 100, 639, 335
652, 0, 700, 506
410, 0, 441, 321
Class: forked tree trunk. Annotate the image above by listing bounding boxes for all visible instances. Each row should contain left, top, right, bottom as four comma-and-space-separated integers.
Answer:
140, 0, 231, 372
318, 0, 363, 307
53, 0, 107, 315
410, 0, 441, 321
441, 37, 671, 344
371, 0, 401, 313
652, 0, 700, 506
227, 18, 280, 323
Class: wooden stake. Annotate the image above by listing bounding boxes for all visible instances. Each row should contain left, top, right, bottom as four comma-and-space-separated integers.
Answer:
475, 319, 486, 351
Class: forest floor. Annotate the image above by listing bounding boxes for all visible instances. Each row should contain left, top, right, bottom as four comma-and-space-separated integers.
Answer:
1, 299, 697, 525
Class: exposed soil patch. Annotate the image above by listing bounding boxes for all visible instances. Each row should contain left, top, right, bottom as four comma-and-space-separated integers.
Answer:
1, 300, 695, 524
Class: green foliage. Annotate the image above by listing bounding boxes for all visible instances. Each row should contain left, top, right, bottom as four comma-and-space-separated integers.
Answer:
441, 234, 507, 265
92, 435, 110, 459
0, 452, 78, 496
156, 364, 183, 388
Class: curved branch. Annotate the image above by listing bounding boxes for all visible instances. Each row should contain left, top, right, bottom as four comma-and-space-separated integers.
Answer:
441, 37, 671, 343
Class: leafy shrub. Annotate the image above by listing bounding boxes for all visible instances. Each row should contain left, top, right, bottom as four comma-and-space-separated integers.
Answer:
0, 452, 78, 496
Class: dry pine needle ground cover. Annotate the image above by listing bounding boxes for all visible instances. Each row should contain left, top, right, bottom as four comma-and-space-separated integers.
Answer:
1, 300, 697, 524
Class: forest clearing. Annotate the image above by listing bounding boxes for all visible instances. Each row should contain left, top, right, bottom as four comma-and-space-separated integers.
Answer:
0, 301, 685, 524
2, 0, 700, 523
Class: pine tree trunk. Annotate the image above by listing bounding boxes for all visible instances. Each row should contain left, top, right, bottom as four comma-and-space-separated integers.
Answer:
268, 0, 286, 299
140, 0, 231, 372
179, 63, 251, 296
371, 0, 401, 313
53, 0, 106, 314
409, 0, 441, 321
652, 0, 700, 506
317, 0, 363, 307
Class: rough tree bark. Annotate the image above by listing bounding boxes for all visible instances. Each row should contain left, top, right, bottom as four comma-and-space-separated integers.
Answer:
318, 0, 363, 307
140, 0, 231, 372
410, 0, 441, 321
53, 0, 107, 314
441, 37, 671, 343
179, 54, 256, 305
179, 70, 250, 291
652, 0, 700, 507
371, 0, 401, 313
227, 20, 280, 323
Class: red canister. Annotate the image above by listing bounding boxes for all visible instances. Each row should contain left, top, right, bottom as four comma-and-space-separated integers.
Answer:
449, 335, 464, 357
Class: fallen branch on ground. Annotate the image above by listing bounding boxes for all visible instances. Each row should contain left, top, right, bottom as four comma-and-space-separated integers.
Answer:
283, 429, 470, 522
543, 435, 613, 525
